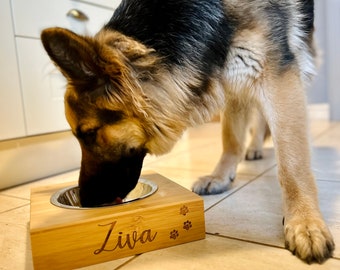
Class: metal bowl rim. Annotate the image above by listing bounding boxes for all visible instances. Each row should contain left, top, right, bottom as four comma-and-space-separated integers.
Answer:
50, 178, 158, 209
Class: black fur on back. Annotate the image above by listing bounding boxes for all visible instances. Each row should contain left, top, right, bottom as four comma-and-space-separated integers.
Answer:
298, 0, 315, 35
105, 0, 236, 84
264, 2, 295, 67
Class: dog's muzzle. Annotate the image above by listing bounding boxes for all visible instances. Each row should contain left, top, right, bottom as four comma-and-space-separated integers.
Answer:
78, 149, 146, 207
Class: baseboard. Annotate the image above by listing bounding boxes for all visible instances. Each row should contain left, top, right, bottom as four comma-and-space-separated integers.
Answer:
0, 131, 81, 190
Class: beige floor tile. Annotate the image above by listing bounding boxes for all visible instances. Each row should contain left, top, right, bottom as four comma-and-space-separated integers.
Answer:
0, 170, 79, 200
0, 205, 33, 270
311, 147, 340, 181
316, 180, 340, 259
205, 176, 285, 247
142, 167, 254, 210
260, 147, 340, 181
175, 122, 223, 150
238, 147, 276, 175
310, 122, 340, 181
263, 165, 340, 256
0, 194, 29, 213
313, 123, 340, 148
144, 143, 276, 178
309, 120, 333, 140
145, 121, 276, 173
204, 176, 340, 258
144, 123, 223, 166
312, 123, 340, 181
142, 167, 210, 191
146, 142, 223, 172
118, 234, 340, 270
76, 257, 134, 270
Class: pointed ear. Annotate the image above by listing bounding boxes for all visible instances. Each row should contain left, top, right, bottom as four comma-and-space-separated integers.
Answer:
41, 27, 98, 81
97, 30, 159, 79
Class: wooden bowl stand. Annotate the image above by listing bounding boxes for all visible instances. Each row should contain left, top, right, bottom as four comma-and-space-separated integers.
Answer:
30, 173, 205, 269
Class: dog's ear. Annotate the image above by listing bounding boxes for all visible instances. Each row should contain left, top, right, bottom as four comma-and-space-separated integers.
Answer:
111, 36, 155, 64
41, 27, 98, 81
97, 30, 159, 80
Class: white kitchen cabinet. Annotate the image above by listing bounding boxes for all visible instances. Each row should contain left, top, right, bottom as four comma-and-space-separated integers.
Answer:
0, 0, 26, 140
0, 0, 119, 189
15, 38, 69, 135
11, 0, 116, 39
10, 0, 115, 136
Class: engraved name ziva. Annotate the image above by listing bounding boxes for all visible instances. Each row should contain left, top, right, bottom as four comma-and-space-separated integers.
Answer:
94, 221, 158, 254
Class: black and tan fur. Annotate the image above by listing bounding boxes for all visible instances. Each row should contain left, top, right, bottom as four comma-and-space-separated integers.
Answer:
41, 0, 334, 263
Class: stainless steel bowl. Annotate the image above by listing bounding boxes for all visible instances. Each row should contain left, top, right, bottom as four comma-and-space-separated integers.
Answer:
50, 178, 158, 209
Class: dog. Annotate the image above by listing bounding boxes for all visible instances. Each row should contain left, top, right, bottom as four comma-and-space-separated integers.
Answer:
41, 0, 334, 263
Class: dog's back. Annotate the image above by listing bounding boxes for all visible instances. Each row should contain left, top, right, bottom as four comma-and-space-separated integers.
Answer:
104, 0, 233, 96
104, 0, 316, 91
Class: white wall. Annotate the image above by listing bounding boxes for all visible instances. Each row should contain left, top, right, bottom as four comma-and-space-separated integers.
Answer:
307, 0, 328, 104
308, 0, 340, 121
325, 0, 340, 120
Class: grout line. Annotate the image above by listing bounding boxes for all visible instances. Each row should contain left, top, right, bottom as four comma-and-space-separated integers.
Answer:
0, 202, 30, 215
0, 193, 30, 201
317, 178, 340, 183
207, 233, 340, 261
204, 164, 278, 212
206, 232, 285, 250
114, 255, 141, 270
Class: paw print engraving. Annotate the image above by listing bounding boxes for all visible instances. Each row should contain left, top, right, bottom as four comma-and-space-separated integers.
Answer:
183, 220, 192, 231
180, 205, 189, 216
170, 230, 179, 240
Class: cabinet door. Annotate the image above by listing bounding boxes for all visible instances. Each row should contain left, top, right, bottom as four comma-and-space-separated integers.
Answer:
16, 38, 69, 135
0, 0, 26, 140
12, 0, 115, 135
79, 0, 121, 9
12, 0, 115, 38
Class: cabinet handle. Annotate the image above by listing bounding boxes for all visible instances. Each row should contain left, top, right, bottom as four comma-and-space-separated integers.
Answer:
66, 9, 89, 21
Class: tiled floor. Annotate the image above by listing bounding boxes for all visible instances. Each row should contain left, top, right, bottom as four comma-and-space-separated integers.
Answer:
1, 120, 340, 269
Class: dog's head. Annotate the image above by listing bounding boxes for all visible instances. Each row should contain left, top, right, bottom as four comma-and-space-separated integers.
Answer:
40, 27, 165, 207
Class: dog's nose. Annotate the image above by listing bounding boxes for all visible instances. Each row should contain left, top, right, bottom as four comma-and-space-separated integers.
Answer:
78, 149, 146, 207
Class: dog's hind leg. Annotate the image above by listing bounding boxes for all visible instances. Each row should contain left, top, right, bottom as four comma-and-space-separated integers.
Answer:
260, 69, 334, 263
245, 108, 270, 160
192, 97, 250, 195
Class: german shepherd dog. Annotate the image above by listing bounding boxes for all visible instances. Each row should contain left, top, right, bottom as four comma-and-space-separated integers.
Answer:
41, 0, 334, 263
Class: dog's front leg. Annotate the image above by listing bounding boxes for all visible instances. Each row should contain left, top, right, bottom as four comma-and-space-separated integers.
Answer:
192, 97, 249, 195
262, 70, 334, 263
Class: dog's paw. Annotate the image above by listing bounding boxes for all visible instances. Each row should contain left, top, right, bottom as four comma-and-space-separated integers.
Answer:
245, 148, 263, 160
192, 175, 233, 195
284, 217, 335, 263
